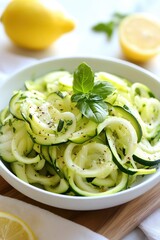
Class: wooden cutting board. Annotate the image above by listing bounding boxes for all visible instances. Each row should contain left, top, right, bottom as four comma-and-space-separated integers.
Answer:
0, 175, 159, 240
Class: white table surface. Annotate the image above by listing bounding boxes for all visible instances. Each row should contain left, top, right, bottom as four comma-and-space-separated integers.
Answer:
0, 0, 160, 76
0, 0, 160, 239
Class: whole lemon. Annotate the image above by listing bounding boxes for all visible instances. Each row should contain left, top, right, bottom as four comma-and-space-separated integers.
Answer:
1, 0, 75, 50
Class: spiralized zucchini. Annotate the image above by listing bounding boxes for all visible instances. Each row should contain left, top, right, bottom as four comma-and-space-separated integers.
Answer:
0, 65, 159, 196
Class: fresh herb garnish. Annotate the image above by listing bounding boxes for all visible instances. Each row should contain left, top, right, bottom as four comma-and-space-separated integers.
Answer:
57, 119, 64, 132
73, 62, 94, 93
71, 62, 115, 123
92, 12, 127, 39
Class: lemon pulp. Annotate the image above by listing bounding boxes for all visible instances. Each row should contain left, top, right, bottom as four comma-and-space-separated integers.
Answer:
0, 211, 37, 240
119, 14, 160, 62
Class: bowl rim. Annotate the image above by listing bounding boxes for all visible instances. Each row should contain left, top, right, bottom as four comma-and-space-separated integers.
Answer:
3, 55, 160, 81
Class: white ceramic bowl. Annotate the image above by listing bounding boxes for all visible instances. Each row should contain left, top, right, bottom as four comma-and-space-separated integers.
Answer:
0, 56, 160, 210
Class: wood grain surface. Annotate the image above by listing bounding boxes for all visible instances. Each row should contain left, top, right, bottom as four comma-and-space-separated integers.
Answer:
98, 183, 160, 239
0, 175, 159, 239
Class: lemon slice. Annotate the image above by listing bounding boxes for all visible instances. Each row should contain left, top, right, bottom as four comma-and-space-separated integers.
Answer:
119, 13, 160, 62
0, 211, 37, 240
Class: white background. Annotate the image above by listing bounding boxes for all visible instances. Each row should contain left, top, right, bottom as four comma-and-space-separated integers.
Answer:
0, 0, 160, 76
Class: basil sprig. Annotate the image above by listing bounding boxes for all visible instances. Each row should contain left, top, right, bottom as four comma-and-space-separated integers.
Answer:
71, 62, 115, 123
92, 12, 127, 39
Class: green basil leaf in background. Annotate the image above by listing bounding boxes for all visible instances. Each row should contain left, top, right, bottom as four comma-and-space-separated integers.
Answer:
73, 62, 94, 93
77, 100, 108, 123
92, 81, 115, 99
92, 21, 115, 39
113, 12, 128, 22
92, 12, 128, 39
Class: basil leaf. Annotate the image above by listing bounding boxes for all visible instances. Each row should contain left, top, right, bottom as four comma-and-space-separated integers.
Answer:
113, 12, 128, 22
87, 93, 103, 101
92, 12, 127, 39
92, 21, 115, 39
73, 62, 94, 94
71, 63, 114, 123
77, 100, 108, 123
92, 81, 115, 99
71, 93, 86, 102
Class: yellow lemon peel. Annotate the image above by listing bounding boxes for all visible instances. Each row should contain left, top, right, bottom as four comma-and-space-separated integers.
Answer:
1, 0, 75, 50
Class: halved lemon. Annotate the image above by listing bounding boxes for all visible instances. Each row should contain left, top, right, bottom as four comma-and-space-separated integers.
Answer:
119, 13, 160, 62
0, 211, 37, 240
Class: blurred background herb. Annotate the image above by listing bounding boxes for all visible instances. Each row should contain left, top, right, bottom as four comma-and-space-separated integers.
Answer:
92, 12, 128, 39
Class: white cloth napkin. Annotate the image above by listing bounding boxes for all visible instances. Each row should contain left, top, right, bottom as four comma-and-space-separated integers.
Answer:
0, 195, 107, 240
139, 209, 160, 240
0, 195, 160, 240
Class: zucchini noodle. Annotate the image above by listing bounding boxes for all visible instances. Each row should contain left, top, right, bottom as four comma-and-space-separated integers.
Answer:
0, 66, 159, 196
